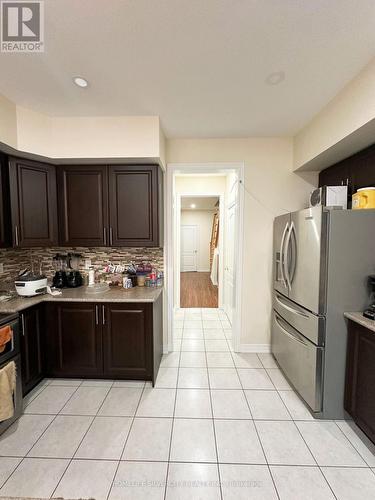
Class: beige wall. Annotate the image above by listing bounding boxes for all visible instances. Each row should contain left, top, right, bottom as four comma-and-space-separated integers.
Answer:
0, 94, 17, 149
167, 138, 317, 348
294, 57, 375, 171
181, 210, 215, 272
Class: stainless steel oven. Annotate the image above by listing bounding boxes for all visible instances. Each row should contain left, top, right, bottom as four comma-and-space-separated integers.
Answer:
0, 313, 23, 436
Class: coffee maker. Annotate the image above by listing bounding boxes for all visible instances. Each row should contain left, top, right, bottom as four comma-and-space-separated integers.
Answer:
66, 253, 83, 288
52, 254, 68, 289
363, 275, 375, 320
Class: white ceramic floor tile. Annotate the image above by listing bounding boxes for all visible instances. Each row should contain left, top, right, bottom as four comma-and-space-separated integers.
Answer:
28, 415, 93, 458
220, 464, 278, 500
178, 367, 209, 388
155, 367, 179, 388
24, 386, 78, 414
0, 414, 54, 456
160, 352, 181, 368
174, 320, 184, 328
122, 417, 172, 461
278, 390, 314, 420
203, 320, 223, 329
48, 378, 83, 386
215, 419, 266, 464
256, 421, 315, 465
136, 388, 176, 417
266, 368, 293, 390
183, 329, 204, 339
271, 465, 335, 500
112, 380, 146, 388
173, 329, 183, 339
204, 329, 226, 339
23, 382, 48, 407
55, 459, 118, 500
245, 390, 291, 420
205, 339, 229, 352
184, 320, 203, 329
60, 386, 110, 415
208, 368, 241, 389
0, 457, 22, 488
322, 467, 375, 500
181, 339, 205, 351
80, 379, 114, 387
0, 458, 68, 498
206, 352, 234, 367
98, 387, 143, 416
172, 339, 182, 351
202, 312, 220, 320
238, 368, 274, 390
175, 389, 212, 418
336, 420, 375, 467
220, 320, 232, 329
211, 390, 252, 419
170, 419, 217, 462
110, 461, 168, 500
296, 421, 367, 467
231, 353, 262, 369
180, 351, 207, 368
75, 416, 132, 459
166, 462, 220, 500
258, 353, 278, 368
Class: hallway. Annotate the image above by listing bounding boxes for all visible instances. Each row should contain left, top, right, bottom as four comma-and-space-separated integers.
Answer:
180, 272, 218, 308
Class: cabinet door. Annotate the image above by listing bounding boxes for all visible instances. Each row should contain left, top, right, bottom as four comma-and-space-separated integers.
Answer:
46, 303, 103, 377
8, 157, 58, 247
103, 303, 152, 379
108, 165, 160, 246
20, 306, 43, 395
57, 166, 108, 246
0, 155, 11, 247
345, 321, 375, 443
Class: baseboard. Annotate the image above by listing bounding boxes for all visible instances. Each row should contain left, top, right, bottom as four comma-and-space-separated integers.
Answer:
238, 343, 271, 353
197, 268, 210, 272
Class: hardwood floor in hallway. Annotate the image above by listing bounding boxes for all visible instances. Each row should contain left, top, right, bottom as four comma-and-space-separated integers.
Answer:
180, 272, 218, 308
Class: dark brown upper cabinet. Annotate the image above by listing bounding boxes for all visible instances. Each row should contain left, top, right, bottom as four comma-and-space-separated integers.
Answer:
57, 164, 162, 247
108, 165, 160, 247
9, 157, 58, 247
0, 154, 11, 248
57, 165, 108, 246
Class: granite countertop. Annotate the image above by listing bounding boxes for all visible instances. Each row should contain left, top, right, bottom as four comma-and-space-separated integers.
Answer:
344, 312, 375, 333
0, 286, 163, 314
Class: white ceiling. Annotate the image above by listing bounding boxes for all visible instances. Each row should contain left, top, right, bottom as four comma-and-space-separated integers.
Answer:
0, 1, 375, 138
181, 196, 219, 210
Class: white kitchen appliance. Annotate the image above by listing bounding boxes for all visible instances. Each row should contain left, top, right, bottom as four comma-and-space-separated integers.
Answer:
15, 271, 47, 297
309, 185, 348, 209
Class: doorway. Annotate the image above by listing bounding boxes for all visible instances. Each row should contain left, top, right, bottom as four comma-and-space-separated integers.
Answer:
166, 164, 244, 353
180, 195, 219, 308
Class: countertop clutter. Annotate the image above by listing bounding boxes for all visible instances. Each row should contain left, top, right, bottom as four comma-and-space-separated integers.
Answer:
0, 286, 163, 314
344, 312, 375, 333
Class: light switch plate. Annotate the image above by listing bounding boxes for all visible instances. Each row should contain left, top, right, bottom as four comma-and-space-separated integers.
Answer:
85, 259, 91, 270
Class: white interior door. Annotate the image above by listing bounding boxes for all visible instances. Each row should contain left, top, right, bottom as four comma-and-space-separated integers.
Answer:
181, 225, 198, 272
224, 174, 239, 323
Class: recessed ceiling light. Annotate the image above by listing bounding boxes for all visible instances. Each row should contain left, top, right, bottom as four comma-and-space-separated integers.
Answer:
73, 76, 89, 88
190, 204, 196, 209
265, 71, 285, 86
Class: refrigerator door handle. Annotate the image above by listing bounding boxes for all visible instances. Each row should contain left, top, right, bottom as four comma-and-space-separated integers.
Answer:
275, 294, 309, 318
280, 222, 289, 288
275, 315, 308, 346
284, 222, 295, 290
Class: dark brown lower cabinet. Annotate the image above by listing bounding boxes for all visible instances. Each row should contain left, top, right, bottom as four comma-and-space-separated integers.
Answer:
20, 305, 43, 395
44, 296, 162, 384
345, 320, 375, 443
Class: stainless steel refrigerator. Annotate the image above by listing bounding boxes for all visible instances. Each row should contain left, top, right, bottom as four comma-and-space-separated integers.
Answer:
272, 206, 375, 419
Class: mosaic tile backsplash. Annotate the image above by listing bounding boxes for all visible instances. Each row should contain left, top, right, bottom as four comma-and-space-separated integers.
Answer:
0, 247, 164, 284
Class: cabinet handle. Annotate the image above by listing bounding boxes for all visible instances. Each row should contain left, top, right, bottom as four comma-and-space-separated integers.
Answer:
21, 313, 25, 336
95, 305, 99, 325
14, 225, 19, 246
102, 305, 105, 325
103, 227, 107, 246
109, 227, 113, 246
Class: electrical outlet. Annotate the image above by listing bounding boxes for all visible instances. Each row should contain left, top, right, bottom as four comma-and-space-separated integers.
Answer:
0, 263, 3, 274
85, 259, 92, 270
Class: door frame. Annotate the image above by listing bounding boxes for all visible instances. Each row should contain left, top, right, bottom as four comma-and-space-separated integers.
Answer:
165, 163, 245, 353
176, 193, 224, 309
180, 223, 199, 272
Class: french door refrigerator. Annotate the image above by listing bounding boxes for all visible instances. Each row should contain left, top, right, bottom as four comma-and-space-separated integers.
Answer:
272, 206, 375, 419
